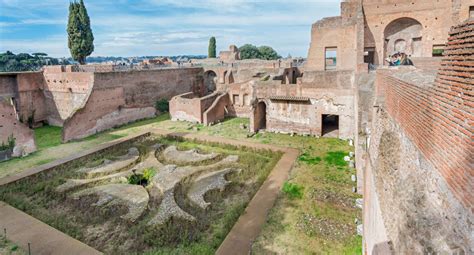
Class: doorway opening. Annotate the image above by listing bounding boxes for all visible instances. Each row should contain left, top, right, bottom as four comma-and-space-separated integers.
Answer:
255, 101, 267, 131
322, 114, 339, 137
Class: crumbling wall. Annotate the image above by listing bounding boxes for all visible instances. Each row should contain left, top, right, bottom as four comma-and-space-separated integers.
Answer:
366, 105, 472, 254
42, 71, 95, 126
0, 99, 36, 157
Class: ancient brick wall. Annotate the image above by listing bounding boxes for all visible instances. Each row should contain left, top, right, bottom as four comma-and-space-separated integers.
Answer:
365, 20, 474, 254
63, 68, 203, 141
0, 99, 36, 157
376, 22, 474, 210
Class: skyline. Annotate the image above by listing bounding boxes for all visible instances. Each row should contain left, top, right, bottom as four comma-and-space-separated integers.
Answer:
0, 0, 341, 58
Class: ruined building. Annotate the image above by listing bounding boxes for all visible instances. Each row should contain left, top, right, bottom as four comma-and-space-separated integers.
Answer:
0, 0, 472, 254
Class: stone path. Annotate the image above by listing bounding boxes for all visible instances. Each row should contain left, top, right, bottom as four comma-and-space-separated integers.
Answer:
0, 202, 102, 255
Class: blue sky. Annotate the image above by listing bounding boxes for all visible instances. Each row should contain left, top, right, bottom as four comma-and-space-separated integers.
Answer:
0, 0, 341, 58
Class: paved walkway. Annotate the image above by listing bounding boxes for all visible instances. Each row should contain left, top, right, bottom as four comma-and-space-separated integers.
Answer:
0, 202, 101, 255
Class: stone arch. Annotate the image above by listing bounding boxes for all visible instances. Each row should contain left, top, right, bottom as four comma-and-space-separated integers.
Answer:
384, 17, 423, 61
203, 70, 217, 94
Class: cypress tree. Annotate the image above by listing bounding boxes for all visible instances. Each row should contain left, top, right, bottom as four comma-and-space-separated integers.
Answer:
208, 37, 216, 58
67, 0, 94, 65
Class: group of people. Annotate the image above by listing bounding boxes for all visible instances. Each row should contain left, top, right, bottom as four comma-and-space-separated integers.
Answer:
385, 52, 413, 66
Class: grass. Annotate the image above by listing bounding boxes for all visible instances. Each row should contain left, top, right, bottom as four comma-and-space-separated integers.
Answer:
34, 125, 62, 150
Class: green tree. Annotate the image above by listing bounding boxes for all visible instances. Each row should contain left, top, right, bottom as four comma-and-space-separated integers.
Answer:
239, 44, 261, 60
258, 46, 280, 60
208, 37, 216, 58
67, 0, 94, 65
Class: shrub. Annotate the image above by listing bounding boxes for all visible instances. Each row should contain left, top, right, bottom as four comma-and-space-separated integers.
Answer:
128, 168, 156, 186
282, 182, 304, 199
155, 99, 169, 113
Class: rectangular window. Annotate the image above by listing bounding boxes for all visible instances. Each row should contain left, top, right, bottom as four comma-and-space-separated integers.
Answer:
233, 94, 239, 105
432, 44, 445, 57
325, 47, 337, 70
470, 6, 474, 18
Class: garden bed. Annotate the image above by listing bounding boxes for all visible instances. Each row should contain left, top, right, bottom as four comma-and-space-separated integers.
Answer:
0, 135, 281, 254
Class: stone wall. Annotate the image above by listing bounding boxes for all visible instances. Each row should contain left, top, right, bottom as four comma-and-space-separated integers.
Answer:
63, 68, 203, 141
0, 99, 36, 157
363, 21, 474, 253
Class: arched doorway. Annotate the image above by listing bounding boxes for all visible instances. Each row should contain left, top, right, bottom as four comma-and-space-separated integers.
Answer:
204, 70, 217, 93
254, 101, 267, 131
384, 17, 422, 62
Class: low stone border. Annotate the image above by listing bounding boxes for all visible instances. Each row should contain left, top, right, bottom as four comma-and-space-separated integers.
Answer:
0, 128, 299, 255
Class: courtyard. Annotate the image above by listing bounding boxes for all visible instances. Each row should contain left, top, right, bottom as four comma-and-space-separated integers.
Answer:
0, 115, 361, 254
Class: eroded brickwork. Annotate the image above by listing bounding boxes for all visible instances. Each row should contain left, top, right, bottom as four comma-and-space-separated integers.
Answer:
366, 20, 474, 254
